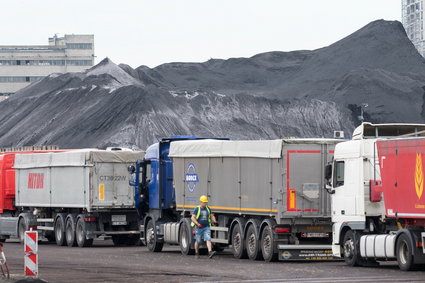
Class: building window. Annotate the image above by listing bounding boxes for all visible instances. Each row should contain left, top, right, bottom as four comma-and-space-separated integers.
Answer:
66, 60, 92, 66
66, 43, 92, 49
0, 76, 44, 83
0, 60, 67, 66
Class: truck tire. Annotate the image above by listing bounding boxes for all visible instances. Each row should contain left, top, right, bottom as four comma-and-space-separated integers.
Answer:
179, 219, 195, 255
231, 222, 247, 259
245, 222, 262, 260
342, 230, 362, 266
396, 233, 416, 271
261, 225, 278, 262
55, 215, 66, 246
146, 219, 163, 252
76, 218, 93, 248
17, 217, 28, 244
65, 215, 77, 247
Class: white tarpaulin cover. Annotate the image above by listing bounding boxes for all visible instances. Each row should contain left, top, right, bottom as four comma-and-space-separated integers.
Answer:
14, 150, 144, 169
169, 139, 283, 158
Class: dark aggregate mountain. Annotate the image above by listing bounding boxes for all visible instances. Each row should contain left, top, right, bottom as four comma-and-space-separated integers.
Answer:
0, 20, 424, 149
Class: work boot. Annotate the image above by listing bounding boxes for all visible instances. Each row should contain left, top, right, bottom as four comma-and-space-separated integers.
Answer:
195, 253, 200, 259
208, 251, 216, 259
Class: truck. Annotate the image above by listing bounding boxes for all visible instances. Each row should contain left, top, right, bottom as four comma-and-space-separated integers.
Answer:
0, 149, 144, 247
134, 137, 341, 261
328, 122, 425, 270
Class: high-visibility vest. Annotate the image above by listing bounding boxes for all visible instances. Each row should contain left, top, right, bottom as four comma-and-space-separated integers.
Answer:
191, 206, 211, 227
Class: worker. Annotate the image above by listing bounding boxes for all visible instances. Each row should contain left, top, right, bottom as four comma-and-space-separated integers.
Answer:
191, 195, 218, 259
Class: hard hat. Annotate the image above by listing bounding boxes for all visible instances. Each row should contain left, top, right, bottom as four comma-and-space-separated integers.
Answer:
200, 195, 208, 202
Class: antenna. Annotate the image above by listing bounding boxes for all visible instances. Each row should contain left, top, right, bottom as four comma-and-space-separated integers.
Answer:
358, 103, 368, 124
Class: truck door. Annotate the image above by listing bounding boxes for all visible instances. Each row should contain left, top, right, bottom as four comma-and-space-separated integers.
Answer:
331, 158, 362, 218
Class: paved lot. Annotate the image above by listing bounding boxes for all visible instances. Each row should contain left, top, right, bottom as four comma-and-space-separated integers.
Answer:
1, 239, 425, 283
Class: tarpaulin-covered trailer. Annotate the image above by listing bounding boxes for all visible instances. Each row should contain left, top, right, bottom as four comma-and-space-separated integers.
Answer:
171, 139, 338, 221
0, 150, 145, 248
15, 150, 141, 210
162, 138, 341, 261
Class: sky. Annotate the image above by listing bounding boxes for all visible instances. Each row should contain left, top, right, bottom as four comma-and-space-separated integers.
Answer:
1, 1, 401, 68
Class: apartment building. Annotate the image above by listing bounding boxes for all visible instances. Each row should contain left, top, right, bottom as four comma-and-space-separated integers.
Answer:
402, 0, 425, 56
0, 34, 94, 97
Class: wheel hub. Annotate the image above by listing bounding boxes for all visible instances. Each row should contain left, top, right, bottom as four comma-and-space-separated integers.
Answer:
248, 233, 256, 252
399, 241, 408, 265
147, 228, 154, 244
263, 234, 271, 255
181, 229, 188, 249
233, 232, 241, 251
344, 239, 354, 259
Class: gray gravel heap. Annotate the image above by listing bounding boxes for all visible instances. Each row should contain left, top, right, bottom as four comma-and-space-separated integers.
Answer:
0, 20, 423, 149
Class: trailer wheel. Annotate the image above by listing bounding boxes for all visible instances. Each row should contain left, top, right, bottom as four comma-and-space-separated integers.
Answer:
231, 223, 247, 259
261, 225, 278, 262
396, 233, 416, 271
179, 220, 195, 255
54, 215, 66, 246
342, 230, 361, 266
245, 223, 262, 260
17, 217, 28, 244
65, 216, 77, 247
76, 218, 93, 248
146, 219, 163, 252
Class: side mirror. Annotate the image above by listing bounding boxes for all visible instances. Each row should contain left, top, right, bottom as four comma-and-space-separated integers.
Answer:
324, 183, 334, 194
128, 165, 135, 173
324, 164, 332, 180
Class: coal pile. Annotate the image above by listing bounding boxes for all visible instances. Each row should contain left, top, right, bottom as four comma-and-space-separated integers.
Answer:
0, 20, 423, 149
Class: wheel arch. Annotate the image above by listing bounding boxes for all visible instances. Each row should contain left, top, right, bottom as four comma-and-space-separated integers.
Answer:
244, 218, 262, 240
143, 215, 154, 237
66, 213, 78, 224
395, 229, 416, 257
178, 217, 192, 244
338, 221, 365, 246
260, 218, 277, 235
229, 217, 247, 245
17, 212, 34, 235
54, 212, 67, 227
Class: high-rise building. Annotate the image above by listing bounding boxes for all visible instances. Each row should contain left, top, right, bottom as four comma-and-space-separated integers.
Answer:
402, 0, 425, 56
0, 34, 94, 98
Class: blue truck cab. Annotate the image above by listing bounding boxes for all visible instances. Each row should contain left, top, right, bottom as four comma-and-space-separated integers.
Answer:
132, 136, 228, 251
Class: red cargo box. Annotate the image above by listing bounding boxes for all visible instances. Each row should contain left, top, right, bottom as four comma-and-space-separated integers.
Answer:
377, 138, 425, 219
0, 154, 16, 213
0, 150, 66, 213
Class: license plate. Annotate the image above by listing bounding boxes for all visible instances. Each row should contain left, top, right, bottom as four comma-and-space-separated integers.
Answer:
112, 215, 127, 225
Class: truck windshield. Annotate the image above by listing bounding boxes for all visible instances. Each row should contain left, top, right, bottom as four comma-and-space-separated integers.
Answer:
333, 161, 345, 187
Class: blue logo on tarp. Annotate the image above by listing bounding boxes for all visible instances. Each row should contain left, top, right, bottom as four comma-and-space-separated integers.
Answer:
185, 163, 198, 192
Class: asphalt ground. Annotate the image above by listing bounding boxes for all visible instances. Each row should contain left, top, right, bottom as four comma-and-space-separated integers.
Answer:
1, 239, 425, 283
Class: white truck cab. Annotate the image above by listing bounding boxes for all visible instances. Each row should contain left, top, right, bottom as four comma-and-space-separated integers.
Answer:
328, 123, 425, 270
330, 138, 384, 257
